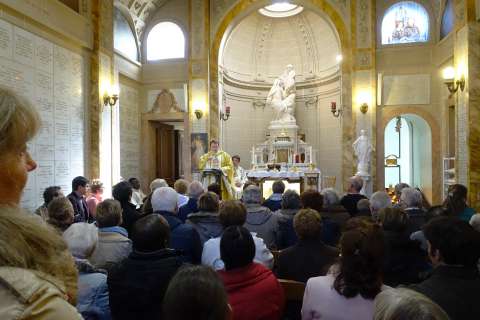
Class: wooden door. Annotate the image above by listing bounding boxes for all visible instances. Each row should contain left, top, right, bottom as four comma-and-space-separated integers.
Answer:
156, 123, 176, 186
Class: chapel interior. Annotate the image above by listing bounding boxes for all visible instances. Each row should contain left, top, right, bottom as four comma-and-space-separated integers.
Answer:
1, 0, 480, 318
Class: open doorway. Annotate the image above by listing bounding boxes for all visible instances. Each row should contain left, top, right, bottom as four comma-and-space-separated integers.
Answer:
384, 114, 432, 200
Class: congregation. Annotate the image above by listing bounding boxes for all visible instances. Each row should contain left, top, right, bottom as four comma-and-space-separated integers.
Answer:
2, 88, 480, 320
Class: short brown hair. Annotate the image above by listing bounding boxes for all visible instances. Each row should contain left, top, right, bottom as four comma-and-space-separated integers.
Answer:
174, 179, 189, 195
232, 155, 240, 161
219, 200, 246, 228
378, 207, 408, 232
198, 192, 219, 212
300, 190, 323, 212
294, 209, 323, 240
96, 199, 123, 228
47, 197, 74, 232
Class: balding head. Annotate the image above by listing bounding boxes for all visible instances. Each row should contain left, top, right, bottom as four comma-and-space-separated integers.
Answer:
188, 181, 204, 199
152, 187, 179, 213
348, 176, 364, 193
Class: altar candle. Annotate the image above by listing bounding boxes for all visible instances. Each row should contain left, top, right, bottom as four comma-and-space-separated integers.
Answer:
309, 146, 313, 163
251, 146, 255, 165
226, 106, 231, 114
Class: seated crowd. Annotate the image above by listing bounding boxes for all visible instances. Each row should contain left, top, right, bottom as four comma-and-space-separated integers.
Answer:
1, 88, 480, 320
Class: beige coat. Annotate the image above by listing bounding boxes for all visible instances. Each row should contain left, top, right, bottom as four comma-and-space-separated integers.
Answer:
0, 266, 83, 319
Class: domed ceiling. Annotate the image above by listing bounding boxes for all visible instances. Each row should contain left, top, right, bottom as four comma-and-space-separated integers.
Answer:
220, 9, 341, 85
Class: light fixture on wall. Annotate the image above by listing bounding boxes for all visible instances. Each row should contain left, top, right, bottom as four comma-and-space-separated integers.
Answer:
193, 99, 207, 120
330, 101, 342, 117
360, 103, 368, 114
356, 90, 371, 115
442, 66, 465, 96
220, 106, 231, 121
103, 93, 119, 107
194, 109, 203, 120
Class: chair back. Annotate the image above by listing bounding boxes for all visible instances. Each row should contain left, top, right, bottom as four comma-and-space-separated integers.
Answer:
279, 279, 305, 302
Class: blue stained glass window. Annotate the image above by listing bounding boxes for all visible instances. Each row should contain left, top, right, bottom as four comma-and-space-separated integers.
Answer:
381, 1, 429, 45
440, 0, 454, 39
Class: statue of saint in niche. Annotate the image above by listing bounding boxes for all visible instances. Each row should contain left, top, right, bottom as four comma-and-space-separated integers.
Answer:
266, 64, 296, 123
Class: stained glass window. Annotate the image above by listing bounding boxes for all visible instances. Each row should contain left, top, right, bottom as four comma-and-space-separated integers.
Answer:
440, 0, 454, 40
381, 1, 429, 45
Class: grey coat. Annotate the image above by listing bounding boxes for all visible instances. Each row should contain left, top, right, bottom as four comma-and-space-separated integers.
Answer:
244, 204, 280, 249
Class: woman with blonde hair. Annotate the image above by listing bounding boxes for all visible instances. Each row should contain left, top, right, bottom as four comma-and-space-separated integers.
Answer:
0, 88, 82, 318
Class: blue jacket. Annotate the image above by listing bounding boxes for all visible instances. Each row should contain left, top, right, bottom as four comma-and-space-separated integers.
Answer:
75, 259, 111, 320
155, 211, 202, 264
263, 193, 283, 212
186, 211, 223, 245
178, 197, 199, 222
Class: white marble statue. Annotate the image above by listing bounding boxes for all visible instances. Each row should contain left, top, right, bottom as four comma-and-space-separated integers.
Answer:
353, 130, 373, 175
267, 65, 296, 123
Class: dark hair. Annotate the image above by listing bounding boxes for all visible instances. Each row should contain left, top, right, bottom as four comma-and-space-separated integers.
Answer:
281, 190, 301, 210
163, 265, 229, 320
72, 176, 89, 191
96, 199, 122, 228
272, 180, 285, 194
210, 139, 219, 146
443, 184, 468, 217
423, 216, 480, 267
207, 183, 221, 200
232, 155, 240, 161
425, 205, 448, 222
112, 181, 133, 203
294, 208, 322, 240
131, 214, 170, 252
415, 187, 431, 210
128, 177, 140, 189
219, 200, 247, 228
334, 221, 385, 299
378, 208, 408, 233
220, 226, 255, 270
300, 190, 323, 212
43, 186, 62, 205
198, 192, 219, 212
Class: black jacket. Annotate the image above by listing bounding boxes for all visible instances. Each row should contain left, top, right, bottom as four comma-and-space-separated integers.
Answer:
340, 193, 367, 216
404, 208, 426, 235
276, 239, 339, 283
178, 197, 199, 222
67, 191, 91, 223
107, 248, 183, 320
410, 265, 480, 320
120, 201, 142, 236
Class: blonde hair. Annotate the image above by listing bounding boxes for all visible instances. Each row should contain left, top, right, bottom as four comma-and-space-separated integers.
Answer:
174, 179, 189, 195
0, 88, 40, 153
0, 205, 78, 304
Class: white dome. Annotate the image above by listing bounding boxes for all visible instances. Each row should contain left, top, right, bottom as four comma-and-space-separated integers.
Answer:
221, 9, 341, 84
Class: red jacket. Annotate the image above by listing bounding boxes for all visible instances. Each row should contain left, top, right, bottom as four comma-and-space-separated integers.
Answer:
219, 263, 284, 320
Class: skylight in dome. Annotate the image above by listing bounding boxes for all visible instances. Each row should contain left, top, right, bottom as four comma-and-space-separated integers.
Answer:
259, 3, 304, 18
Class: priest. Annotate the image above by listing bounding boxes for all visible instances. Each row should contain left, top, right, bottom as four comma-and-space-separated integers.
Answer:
199, 139, 234, 200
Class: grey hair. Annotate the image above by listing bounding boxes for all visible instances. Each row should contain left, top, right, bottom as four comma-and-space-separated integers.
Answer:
242, 185, 262, 204
469, 214, 480, 233
394, 183, 410, 197
63, 223, 98, 259
400, 187, 422, 208
152, 187, 179, 212
321, 188, 340, 207
349, 176, 364, 192
370, 191, 392, 212
374, 288, 449, 320
188, 181, 204, 198
150, 178, 168, 192
281, 190, 301, 210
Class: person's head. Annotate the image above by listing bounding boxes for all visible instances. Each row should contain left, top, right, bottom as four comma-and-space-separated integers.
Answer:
426, 205, 448, 222
423, 216, 480, 267
334, 220, 385, 299
357, 199, 371, 213
188, 181, 204, 199
131, 214, 170, 252
47, 197, 74, 232
242, 180, 257, 190
163, 265, 230, 320
394, 183, 410, 199
128, 177, 140, 190
348, 176, 364, 193
42, 186, 63, 206
0, 206, 78, 303
242, 185, 262, 205
300, 190, 323, 212
198, 192, 220, 212
272, 180, 285, 194
294, 209, 323, 241
90, 179, 104, 196
469, 214, 480, 233
174, 179, 189, 195
63, 223, 98, 259
220, 226, 255, 271
370, 191, 392, 218
72, 176, 90, 196
321, 188, 341, 208
210, 139, 219, 152
208, 183, 222, 199
0, 88, 39, 205
219, 200, 247, 228
96, 199, 123, 228
374, 288, 449, 320
112, 181, 133, 204
151, 187, 179, 213
378, 207, 408, 233
400, 187, 422, 208
149, 178, 168, 192
232, 155, 240, 167
281, 190, 301, 210
443, 184, 468, 216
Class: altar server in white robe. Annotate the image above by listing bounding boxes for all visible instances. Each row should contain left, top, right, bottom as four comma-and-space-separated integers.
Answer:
232, 155, 247, 199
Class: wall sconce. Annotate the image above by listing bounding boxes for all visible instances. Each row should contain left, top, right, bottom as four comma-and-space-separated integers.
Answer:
103, 93, 119, 107
194, 109, 203, 120
360, 103, 368, 114
442, 66, 465, 96
330, 101, 342, 118
220, 106, 231, 121
193, 99, 207, 120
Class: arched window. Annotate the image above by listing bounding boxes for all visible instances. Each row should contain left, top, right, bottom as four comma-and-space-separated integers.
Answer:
147, 22, 185, 61
440, 0, 454, 40
381, 1, 429, 45
114, 7, 139, 62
